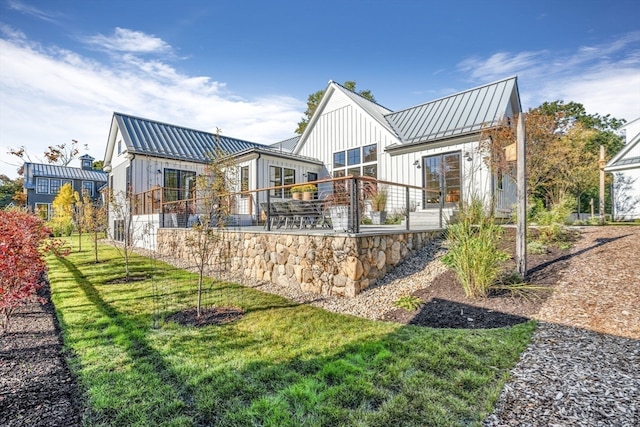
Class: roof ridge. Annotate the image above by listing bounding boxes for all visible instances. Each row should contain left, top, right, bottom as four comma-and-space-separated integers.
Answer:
113, 112, 267, 147
387, 75, 518, 116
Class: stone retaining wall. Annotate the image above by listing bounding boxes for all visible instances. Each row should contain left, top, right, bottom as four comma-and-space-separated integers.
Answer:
156, 229, 442, 297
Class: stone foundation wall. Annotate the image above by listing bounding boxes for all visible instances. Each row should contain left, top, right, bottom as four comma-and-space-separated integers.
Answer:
156, 229, 442, 297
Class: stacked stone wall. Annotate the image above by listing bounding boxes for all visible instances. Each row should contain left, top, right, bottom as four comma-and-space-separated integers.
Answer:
157, 229, 442, 297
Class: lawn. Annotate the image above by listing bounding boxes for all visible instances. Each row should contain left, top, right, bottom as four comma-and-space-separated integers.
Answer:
47, 236, 535, 426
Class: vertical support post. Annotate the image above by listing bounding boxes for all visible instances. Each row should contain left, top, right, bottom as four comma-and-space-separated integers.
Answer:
516, 113, 527, 278
405, 186, 410, 230
351, 177, 360, 233
266, 191, 271, 231
599, 145, 605, 224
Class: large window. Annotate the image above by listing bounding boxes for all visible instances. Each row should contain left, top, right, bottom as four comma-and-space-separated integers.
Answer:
269, 166, 295, 198
164, 169, 196, 201
333, 143, 377, 178
36, 178, 49, 194
423, 152, 461, 206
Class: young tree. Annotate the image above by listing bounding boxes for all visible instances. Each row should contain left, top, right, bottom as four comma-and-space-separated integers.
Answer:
81, 191, 107, 263
185, 146, 238, 317
50, 183, 75, 236
295, 80, 375, 134
0, 210, 69, 332
108, 190, 148, 281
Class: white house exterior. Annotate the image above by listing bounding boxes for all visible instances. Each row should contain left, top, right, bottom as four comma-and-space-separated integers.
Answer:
605, 117, 640, 220
293, 76, 521, 219
103, 76, 522, 242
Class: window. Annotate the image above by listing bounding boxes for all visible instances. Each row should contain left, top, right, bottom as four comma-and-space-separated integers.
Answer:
306, 172, 318, 182
164, 169, 196, 201
240, 166, 249, 197
49, 179, 61, 194
269, 166, 295, 197
117, 140, 122, 155
333, 143, 378, 178
423, 152, 461, 206
363, 144, 377, 163
82, 181, 94, 196
347, 148, 360, 166
82, 159, 92, 169
36, 178, 49, 194
35, 203, 50, 221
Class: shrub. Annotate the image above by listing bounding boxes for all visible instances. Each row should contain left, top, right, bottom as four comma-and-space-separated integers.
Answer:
441, 200, 509, 298
527, 240, 547, 255
394, 295, 423, 311
531, 196, 574, 243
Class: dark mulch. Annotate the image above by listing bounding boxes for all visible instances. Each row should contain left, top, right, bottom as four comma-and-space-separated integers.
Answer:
381, 227, 577, 328
167, 306, 245, 327
0, 285, 83, 427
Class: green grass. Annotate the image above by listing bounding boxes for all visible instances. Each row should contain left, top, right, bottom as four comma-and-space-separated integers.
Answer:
47, 236, 535, 426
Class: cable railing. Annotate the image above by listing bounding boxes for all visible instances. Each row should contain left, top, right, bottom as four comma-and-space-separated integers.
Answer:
130, 176, 446, 232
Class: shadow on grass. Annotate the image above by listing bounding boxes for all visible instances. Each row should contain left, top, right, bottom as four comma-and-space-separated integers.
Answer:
55, 256, 197, 423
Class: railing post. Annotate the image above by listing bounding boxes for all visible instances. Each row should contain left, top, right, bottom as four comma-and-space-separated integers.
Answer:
406, 186, 410, 230
266, 191, 271, 231
351, 176, 360, 233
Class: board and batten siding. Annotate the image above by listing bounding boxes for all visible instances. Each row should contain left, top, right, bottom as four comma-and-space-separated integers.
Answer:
297, 89, 398, 176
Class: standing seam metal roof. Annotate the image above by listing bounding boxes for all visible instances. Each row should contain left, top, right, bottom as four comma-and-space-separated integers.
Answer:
385, 77, 519, 145
115, 113, 269, 162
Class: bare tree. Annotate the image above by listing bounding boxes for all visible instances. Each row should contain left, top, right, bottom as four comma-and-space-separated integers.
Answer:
108, 190, 148, 281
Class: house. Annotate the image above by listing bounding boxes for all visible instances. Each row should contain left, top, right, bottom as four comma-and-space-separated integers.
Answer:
605, 117, 640, 220
23, 155, 107, 220
294, 76, 521, 219
103, 76, 521, 237
102, 113, 324, 237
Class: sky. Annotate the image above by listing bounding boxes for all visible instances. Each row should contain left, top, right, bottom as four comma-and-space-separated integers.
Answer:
1, 0, 639, 179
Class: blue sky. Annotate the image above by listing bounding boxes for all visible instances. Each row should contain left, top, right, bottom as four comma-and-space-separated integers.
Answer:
1, 0, 639, 178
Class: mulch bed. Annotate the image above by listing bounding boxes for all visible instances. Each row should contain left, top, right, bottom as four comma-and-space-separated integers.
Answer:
0, 285, 83, 427
382, 227, 577, 328
167, 307, 245, 327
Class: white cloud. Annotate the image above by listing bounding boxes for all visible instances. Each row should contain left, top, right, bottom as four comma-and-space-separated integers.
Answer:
0, 29, 303, 178
458, 32, 640, 122
7, 0, 59, 23
86, 27, 173, 54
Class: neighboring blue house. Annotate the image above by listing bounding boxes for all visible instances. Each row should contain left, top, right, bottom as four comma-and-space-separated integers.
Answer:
23, 154, 108, 220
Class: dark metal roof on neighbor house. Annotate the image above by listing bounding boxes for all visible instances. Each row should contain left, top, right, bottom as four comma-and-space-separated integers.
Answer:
23, 163, 107, 189
385, 76, 520, 146
114, 113, 269, 162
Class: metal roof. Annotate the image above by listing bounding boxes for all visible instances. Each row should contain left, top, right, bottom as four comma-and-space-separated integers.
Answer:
385, 76, 520, 146
23, 162, 107, 188
269, 135, 300, 152
114, 113, 269, 162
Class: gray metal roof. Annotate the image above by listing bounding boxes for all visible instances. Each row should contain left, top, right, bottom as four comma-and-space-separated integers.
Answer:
23, 162, 107, 189
269, 135, 300, 152
115, 113, 269, 163
385, 76, 520, 146
331, 81, 396, 136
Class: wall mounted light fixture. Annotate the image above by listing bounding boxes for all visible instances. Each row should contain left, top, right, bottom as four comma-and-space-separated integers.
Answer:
413, 160, 421, 169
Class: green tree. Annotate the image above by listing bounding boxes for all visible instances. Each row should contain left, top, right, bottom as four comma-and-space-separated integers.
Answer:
295, 80, 375, 134
50, 183, 75, 236
0, 175, 24, 208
